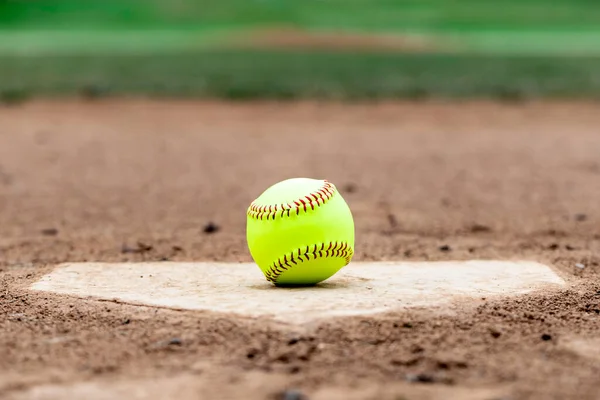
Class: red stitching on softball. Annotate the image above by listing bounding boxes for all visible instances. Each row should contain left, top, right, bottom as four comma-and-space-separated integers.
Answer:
247, 181, 336, 220
264, 241, 354, 283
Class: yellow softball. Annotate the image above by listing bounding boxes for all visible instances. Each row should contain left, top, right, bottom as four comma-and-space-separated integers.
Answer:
246, 178, 355, 286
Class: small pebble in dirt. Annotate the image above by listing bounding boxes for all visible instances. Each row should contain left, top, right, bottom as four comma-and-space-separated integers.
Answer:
168, 338, 183, 346
411, 345, 424, 354
246, 348, 259, 359
565, 245, 576, 251
289, 366, 301, 374
276, 389, 308, 400
575, 213, 588, 222
342, 183, 357, 193
547, 243, 559, 250
41, 228, 59, 236
122, 319, 131, 325
203, 222, 220, 234
575, 263, 586, 270
405, 373, 435, 384
541, 334, 552, 341
490, 328, 502, 338
387, 214, 398, 228
470, 224, 492, 233
439, 245, 451, 252
122, 242, 153, 254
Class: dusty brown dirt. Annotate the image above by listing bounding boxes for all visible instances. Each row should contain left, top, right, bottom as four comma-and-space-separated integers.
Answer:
1, 99, 600, 400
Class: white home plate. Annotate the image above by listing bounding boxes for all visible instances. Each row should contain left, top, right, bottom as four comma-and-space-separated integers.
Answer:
30, 261, 565, 324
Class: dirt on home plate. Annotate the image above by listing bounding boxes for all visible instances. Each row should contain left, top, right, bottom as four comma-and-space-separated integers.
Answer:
1, 99, 600, 400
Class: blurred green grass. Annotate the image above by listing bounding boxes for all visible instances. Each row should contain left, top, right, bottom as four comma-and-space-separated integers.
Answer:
2, 0, 600, 31
2, 0, 600, 55
2, 51, 600, 102
2, 0, 600, 99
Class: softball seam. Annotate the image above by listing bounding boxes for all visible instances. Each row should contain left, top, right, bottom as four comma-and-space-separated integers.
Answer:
265, 241, 354, 283
247, 181, 336, 220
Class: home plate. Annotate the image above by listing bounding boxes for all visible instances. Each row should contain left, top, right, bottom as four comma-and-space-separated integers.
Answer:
30, 261, 565, 325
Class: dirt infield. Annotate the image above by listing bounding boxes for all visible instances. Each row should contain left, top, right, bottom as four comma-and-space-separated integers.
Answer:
1, 99, 600, 399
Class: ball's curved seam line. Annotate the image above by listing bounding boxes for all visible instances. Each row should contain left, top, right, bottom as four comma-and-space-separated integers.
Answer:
265, 241, 354, 283
247, 181, 336, 220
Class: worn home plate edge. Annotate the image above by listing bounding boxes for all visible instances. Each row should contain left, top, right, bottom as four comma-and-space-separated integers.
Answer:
29, 260, 566, 325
